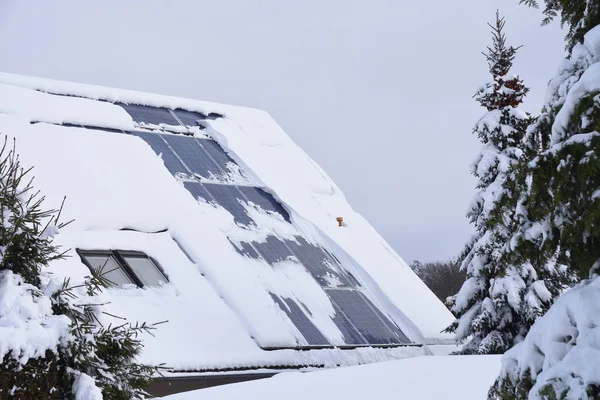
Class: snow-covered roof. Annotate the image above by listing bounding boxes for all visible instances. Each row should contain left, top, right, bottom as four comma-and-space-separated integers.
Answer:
0, 72, 454, 372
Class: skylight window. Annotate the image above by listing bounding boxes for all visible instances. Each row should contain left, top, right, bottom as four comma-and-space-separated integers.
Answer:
78, 250, 168, 288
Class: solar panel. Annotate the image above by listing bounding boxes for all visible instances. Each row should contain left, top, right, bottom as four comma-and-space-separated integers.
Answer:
327, 289, 409, 345
376, 306, 411, 344
329, 302, 368, 345
162, 134, 222, 181
202, 183, 254, 226
197, 139, 232, 166
358, 291, 410, 343
173, 109, 208, 127
238, 186, 290, 222
118, 103, 179, 126
270, 294, 330, 346
286, 236, 358, 287
196, 139, 252, 184
121, 125, 411, 348
252, 235, 296, 265
128, 131, 190, 177
183, 182, 213, 203
229, 239, 261, 259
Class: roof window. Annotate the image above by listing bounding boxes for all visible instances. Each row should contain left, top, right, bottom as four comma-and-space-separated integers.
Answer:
77, 249, 168, 288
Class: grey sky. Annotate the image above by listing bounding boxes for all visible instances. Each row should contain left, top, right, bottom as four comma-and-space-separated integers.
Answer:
0, 0, 564, 263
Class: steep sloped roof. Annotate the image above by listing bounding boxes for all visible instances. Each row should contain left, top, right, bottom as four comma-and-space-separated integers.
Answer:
0, 72, 455, 371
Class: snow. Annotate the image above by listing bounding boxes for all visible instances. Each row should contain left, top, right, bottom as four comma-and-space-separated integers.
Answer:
72, 372, 103, 400
0, 71, 455, 372
0, 270, 70, 365
159, 355, 502, 400
552, 63, 600, 143
497, 277, 600, 399
546, 25, 600, 145
0, 83, 133, 130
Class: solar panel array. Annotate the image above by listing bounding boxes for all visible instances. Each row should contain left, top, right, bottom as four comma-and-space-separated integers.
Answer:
118, 104, 412, 347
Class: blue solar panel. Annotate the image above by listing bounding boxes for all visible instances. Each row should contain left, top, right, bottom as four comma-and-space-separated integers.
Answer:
286, 236, 358, 287
327, 289, 409, 345
330, 302, 367, 345
376, 305, 411, 344
357, 291, 410, 343
196, 139, 244, 177
183, 182, 213, 203
252, 235, 295, 265
202, 183, 253, 226
173, 109, 208, 127
238, 186, 290, 222
128, 131, 190, 177
229, 239, 261, 259
118, 103, 179, 126
270, 294, 330, 346
162, 134, 222, 180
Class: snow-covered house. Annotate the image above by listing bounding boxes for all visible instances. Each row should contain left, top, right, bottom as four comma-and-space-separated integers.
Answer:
0, 72, 455, 396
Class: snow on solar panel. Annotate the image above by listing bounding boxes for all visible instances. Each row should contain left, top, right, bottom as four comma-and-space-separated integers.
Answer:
329, 302, 368, 345
377, 305, 412, 344
228, 239, 261, 259
202, 183, 254, 226
251, 235, 295, 265
196, 138, 251, 185
172, 108, 222, 126
128, 131, 190, 177
237, 186, 290, 222
270, 294, 330, 346
183, 181, 213, 203
285, 236, 357, 288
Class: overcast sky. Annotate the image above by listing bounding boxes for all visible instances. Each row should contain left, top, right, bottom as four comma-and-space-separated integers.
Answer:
0, 1, 565, 263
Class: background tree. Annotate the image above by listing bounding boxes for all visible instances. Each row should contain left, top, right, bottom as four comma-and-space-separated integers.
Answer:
410, 259, 466, 307
445, 12, 544, 355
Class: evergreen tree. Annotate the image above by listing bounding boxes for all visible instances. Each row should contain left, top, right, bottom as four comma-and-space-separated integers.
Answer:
511, 0, 600, 280
520, 0, 600, 52
0, 136, 161, 399
489, 3, 600, 398
445, 12, 540, 354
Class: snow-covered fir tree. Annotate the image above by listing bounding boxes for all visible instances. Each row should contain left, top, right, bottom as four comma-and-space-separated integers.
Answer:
489, 1, 600, 398
445, 12, 541, 354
